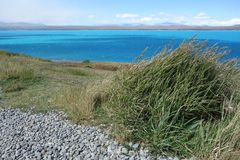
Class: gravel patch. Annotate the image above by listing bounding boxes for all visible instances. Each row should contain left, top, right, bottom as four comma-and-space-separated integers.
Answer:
0, 87, 3, 105
0, 109, 179, 160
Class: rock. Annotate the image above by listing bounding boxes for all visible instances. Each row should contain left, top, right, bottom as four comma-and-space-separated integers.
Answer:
132, 143, 139, 150
129, 142, 133, 147
129, 150, 135, 156
35, 151, 41, 159
129, 156, 135, 160
121, 147, 128, 155
1, 154, 7, 159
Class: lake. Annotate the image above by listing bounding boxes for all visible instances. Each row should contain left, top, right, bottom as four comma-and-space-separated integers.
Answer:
0, 30, 240, 62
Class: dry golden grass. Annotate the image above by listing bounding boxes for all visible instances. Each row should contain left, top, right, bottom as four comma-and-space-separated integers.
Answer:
54, 79, 110, 123
56, 61, 128, 71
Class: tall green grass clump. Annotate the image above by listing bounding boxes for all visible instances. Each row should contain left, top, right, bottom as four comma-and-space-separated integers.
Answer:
107, 40, 240, 158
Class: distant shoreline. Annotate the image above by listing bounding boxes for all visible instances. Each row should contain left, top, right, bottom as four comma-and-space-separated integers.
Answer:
1, 29, 240, 31
52, 59, 130, 65
0, 24, 240, 30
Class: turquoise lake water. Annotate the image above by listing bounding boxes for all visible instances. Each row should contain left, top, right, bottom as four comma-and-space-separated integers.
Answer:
0, 30, 240, 62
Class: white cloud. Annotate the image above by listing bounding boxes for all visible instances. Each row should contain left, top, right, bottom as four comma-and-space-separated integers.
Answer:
194, 12, 209, 19
0, 1, 239, 27
139, 17, 159, 23
192, 12, 240, 26
88, 15, 96, 19
158, 12, 170, 17
116, 13, 139, 19
227, 18, 240, 25
116, 13, 161, 24
174, 16, 187, 23
116, 12, 240, 26
0, 0, 84, 25
193, 18, 240, 26
115, 12, 188, 24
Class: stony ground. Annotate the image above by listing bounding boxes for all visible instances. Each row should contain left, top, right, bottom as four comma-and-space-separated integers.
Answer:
0, 109, 178, 160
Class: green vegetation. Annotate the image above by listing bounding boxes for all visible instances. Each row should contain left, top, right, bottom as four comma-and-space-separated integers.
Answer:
0, 40, 239, 159
0, 50, 116, 113
105, 40, 240, 159
2, 69, 43, 93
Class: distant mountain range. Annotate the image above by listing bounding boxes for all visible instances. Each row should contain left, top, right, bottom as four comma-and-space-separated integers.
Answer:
0, 22, 240, 30
0, 22, 46, 28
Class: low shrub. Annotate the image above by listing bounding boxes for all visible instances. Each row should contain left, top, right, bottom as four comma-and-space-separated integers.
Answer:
106, 40, 240, 158
0, 50, 18, 57
82, 59, 91, 63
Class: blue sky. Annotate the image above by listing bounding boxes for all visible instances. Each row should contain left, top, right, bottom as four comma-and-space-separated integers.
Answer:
0, 0, 240, 26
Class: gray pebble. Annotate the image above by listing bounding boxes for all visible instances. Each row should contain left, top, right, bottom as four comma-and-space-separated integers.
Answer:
121, 147, 128, 155
132, 143, 140, 150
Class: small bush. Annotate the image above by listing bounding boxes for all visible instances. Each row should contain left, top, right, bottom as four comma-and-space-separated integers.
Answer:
82, 59, 91, 63
0, 50, 33, 58
106, 40, 240, 158
0, 50, 18, 57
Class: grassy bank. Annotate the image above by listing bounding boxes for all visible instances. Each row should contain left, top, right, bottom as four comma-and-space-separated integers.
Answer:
0, 50, 119, 118
0, 39, 239, 159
